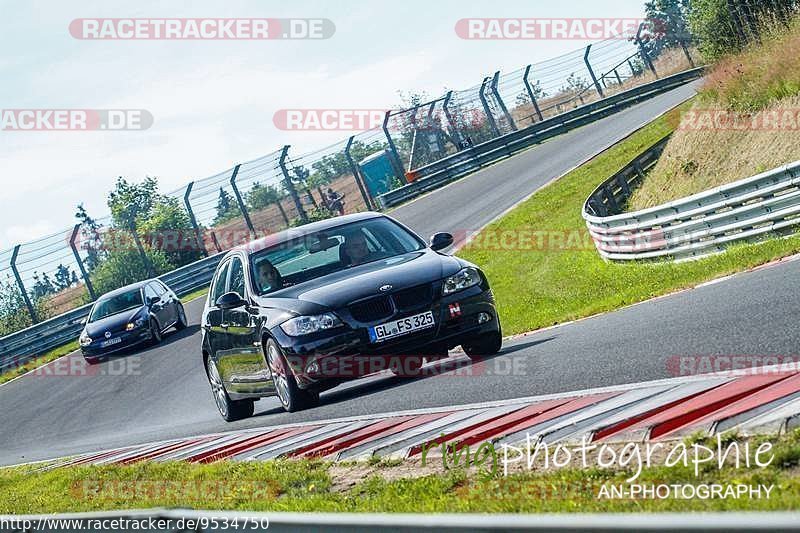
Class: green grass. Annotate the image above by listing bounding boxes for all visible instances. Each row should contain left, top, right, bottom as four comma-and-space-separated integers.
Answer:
457, 104, 800, 336
0, 288, 209, 386
2, 432, 799, 513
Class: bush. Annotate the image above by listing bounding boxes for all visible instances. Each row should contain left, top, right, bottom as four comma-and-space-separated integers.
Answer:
90, 249, 173, 296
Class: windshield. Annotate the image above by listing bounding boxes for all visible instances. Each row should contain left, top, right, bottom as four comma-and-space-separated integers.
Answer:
250, 217, 424, 295
89, 289, 144, 322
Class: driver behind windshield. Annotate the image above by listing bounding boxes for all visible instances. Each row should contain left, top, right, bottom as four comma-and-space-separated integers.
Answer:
341, 231, 383, 266
255, 259, 282, 293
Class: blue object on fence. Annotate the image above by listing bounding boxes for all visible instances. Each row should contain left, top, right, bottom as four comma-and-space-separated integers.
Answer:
358, 150, 398, 199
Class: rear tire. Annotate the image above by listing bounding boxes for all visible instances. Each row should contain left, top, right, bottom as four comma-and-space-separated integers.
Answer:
206, 357, 255, 422
462, 330, 502, 359
175, 304, 188, 331
265, 339, 320, 413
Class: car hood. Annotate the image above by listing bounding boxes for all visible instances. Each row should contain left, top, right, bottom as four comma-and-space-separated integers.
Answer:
256, 250, 466, 312
85, 306, 147, 337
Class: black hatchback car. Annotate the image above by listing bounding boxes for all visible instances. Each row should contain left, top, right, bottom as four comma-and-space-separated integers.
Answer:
202, 212, 502, 421
79, 279, 187, 364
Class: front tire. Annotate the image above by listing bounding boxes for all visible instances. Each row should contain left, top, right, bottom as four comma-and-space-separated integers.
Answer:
206, 357, 255, 422
175, 304, 188, 330
265, 339, 319, 413
149, 318, 162, 346
462, 330, 502, 359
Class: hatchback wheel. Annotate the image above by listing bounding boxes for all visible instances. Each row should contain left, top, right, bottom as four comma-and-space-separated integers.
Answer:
149, 318, 162, 345
265, 339, 319, 413
206, 357, 255, 422
175, 304, 188, 330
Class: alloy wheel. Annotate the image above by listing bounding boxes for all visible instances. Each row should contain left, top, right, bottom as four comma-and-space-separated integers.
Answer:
267, 343, 290, 408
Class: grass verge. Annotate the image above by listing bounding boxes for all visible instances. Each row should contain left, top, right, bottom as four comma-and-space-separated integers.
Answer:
2, 431, 798, 513
456, 103, 800, 336
0, 289, 209, 386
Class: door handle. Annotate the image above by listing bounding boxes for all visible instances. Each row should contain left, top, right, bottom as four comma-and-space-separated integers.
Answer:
220, 323, 231, 329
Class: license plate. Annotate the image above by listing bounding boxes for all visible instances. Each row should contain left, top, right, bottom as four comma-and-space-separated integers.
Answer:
369, 311, 435, 343
101, 337, 122, 348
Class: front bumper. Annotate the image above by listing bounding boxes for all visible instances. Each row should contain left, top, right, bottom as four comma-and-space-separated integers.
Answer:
271, 285, 500, 388
80, 328, 152, 358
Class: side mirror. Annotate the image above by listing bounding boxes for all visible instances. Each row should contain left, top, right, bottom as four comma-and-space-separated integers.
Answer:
80, 317, 88, 325
215, 291, 247, 310
148, 296, 161, 306
429, 232, 454, 251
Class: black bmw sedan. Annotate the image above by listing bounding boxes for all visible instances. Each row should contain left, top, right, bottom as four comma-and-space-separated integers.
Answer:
79, 279, 187, 364
202, 212, 502, 421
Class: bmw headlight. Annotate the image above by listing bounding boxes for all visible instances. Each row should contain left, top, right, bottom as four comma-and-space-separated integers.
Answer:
79, 332, 93, 347
442, 267, 482, 295
280, 313, 342, 336
126, 317, 146, 331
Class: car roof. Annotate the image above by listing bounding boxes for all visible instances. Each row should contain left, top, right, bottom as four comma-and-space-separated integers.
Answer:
231, 211, 387, 257
99, 279, 158, 299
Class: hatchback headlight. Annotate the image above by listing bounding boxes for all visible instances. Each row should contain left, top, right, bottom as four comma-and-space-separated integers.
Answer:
442, 267, 482, 295
280, 313, 342, 336
126, 318, 146, 331
79, 333, 93, 347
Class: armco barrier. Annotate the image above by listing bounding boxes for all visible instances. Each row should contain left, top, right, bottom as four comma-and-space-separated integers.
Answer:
583, 137, 800, 261
377, 67, 704, 209
0, 253, 224, 372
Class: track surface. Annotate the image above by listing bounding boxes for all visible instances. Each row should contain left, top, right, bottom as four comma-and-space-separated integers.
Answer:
0, 82, 757, 467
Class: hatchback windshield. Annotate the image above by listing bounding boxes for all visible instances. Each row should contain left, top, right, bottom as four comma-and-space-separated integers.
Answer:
89, 289, 144, 322
250, 217, 425, 295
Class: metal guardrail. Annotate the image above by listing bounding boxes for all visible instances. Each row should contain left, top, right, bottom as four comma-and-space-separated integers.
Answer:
0, 253, 224, 372
582, 137, 800, 261
1, 510, 799, 532
377, 67, 705, 209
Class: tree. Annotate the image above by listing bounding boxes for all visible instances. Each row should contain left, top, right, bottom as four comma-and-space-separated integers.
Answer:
561, 73, 590, 94
213, 188, 240, 225
31, 272, 55, 299
75, 204, 104, 272
90, 249, 173, 296
644, 0, 692, 54
246, 182, 283, 211
108, 176, 160, 230
54, 264, 77, 291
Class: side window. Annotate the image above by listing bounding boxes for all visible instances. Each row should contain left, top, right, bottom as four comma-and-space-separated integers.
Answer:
144, 284, 158, 303
229, 257, 246, 298
211, 261, 231, 304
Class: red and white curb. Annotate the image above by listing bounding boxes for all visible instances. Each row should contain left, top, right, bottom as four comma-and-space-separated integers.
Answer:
30, 365, 800, 469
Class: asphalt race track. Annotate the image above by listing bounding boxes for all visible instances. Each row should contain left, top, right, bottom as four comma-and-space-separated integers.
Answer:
3, 81, 771, 467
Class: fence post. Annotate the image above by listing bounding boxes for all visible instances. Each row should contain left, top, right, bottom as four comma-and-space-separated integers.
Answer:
478, 77, 501, 137
275, 201, 289, 226
441, 90, 462, 145
183, 182, 209, 258
229, 164, 256, 240
279, 145, 308, 223
635, 23, 658, 78
491, 71, 517, 131
523, 65, 544, 122
584, 45, 605, 98
10, 245, 37, 324
345, 135, 375, 211
382, 111, 407, 183
69, 224, 97, 301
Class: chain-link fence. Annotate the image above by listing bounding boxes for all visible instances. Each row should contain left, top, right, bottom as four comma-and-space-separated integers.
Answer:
0, 23, 700, 341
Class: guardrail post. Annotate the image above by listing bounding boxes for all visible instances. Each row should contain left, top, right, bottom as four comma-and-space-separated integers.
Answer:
614, 68, 623, 86
69, 224, 97, 301
584, 45, 605, 98
10, 245, 37, 324
382, 111, 408, 183
229, 164, 256, 240
209, 231, 223, 253
523, 65, 544, 122
278, 145, 308, 223
478, 77, 501, 137
345, 135, 375, 211
635, 23, 658, 78
490, 70, 517, 131
183, 182, 209, 258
